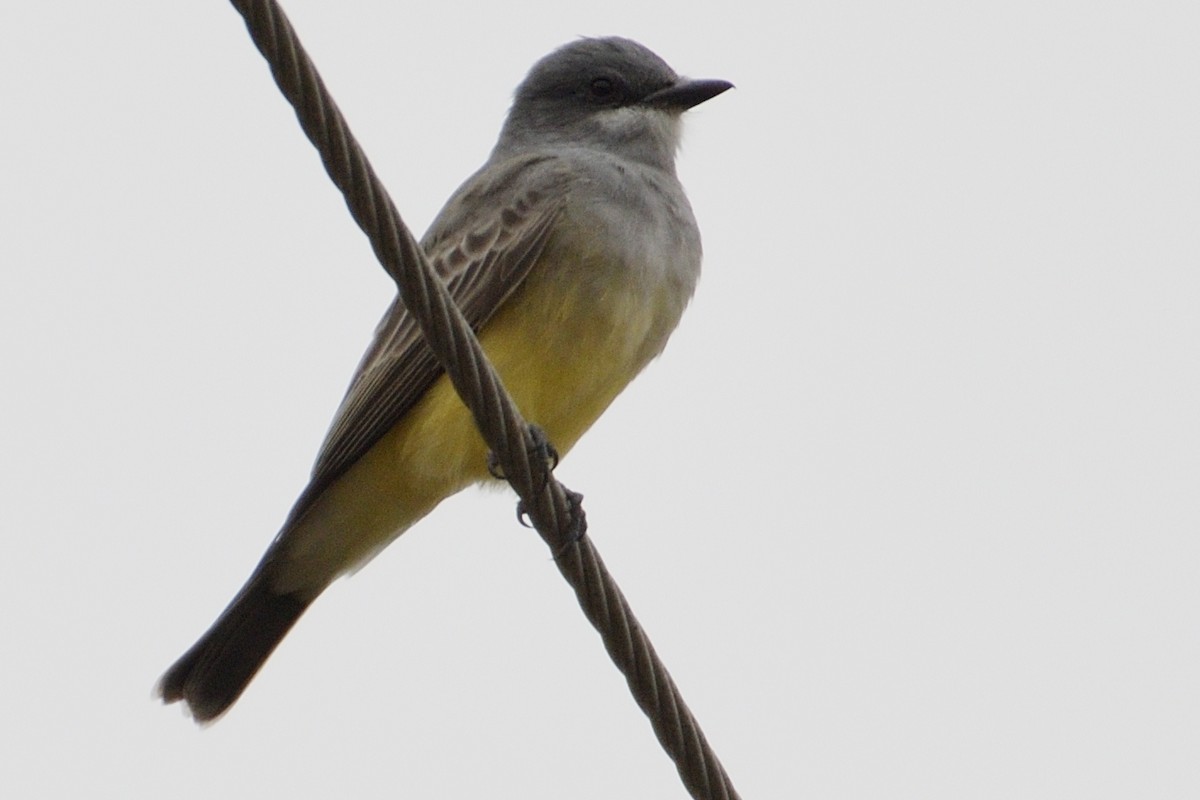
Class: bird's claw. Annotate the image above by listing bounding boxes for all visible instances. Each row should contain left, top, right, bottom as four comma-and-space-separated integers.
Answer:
487, 425, 559, 488
517, 489, 588, 555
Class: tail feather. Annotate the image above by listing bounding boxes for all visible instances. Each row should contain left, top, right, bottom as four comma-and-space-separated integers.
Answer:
159, 574, 312, 722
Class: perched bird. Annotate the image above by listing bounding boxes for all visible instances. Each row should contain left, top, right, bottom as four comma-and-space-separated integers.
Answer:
159, 36, 731, 722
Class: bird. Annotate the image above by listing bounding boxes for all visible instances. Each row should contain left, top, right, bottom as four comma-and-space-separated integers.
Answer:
159, 36, 731, 722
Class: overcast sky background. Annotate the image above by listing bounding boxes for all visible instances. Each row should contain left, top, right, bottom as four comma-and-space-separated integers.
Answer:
2, 2, 1197, 798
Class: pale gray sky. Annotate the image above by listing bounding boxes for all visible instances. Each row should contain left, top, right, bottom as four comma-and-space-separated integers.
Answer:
2, 2, 1197, 798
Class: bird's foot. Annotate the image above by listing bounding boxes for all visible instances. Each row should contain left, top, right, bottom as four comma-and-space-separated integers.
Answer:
487, 424, 559, 488
517, 488, 588, 554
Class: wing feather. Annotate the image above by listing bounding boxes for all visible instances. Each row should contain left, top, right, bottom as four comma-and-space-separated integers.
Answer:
283, 154, 572, 526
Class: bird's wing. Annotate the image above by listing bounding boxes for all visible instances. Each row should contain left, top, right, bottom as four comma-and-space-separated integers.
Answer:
284, 153, 572, 526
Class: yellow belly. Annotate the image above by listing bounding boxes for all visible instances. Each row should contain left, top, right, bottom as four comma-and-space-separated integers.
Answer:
271, 260, 678, 594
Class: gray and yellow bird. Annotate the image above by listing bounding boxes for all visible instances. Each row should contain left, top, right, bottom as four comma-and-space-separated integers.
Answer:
159, 36, 731, 722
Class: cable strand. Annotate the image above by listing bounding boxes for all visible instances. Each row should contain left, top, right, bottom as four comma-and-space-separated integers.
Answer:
225, 3, 740, 798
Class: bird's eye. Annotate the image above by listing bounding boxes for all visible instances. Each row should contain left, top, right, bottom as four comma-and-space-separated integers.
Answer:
588, 77, 619, 103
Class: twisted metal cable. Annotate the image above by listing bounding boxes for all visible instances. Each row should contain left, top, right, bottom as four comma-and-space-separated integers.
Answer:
226, 3, 740, 798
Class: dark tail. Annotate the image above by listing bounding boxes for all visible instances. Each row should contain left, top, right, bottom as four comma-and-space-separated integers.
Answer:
158, 573, 313, 722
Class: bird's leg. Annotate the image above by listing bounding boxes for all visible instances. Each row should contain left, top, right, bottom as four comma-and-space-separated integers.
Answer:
485, 425, 586, 547
486, 424, 558, 485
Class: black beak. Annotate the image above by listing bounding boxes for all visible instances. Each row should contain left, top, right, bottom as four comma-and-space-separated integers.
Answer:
643, 78, 734, 111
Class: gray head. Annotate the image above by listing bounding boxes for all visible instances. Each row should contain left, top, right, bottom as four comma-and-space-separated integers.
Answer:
493, 37, 731, 170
